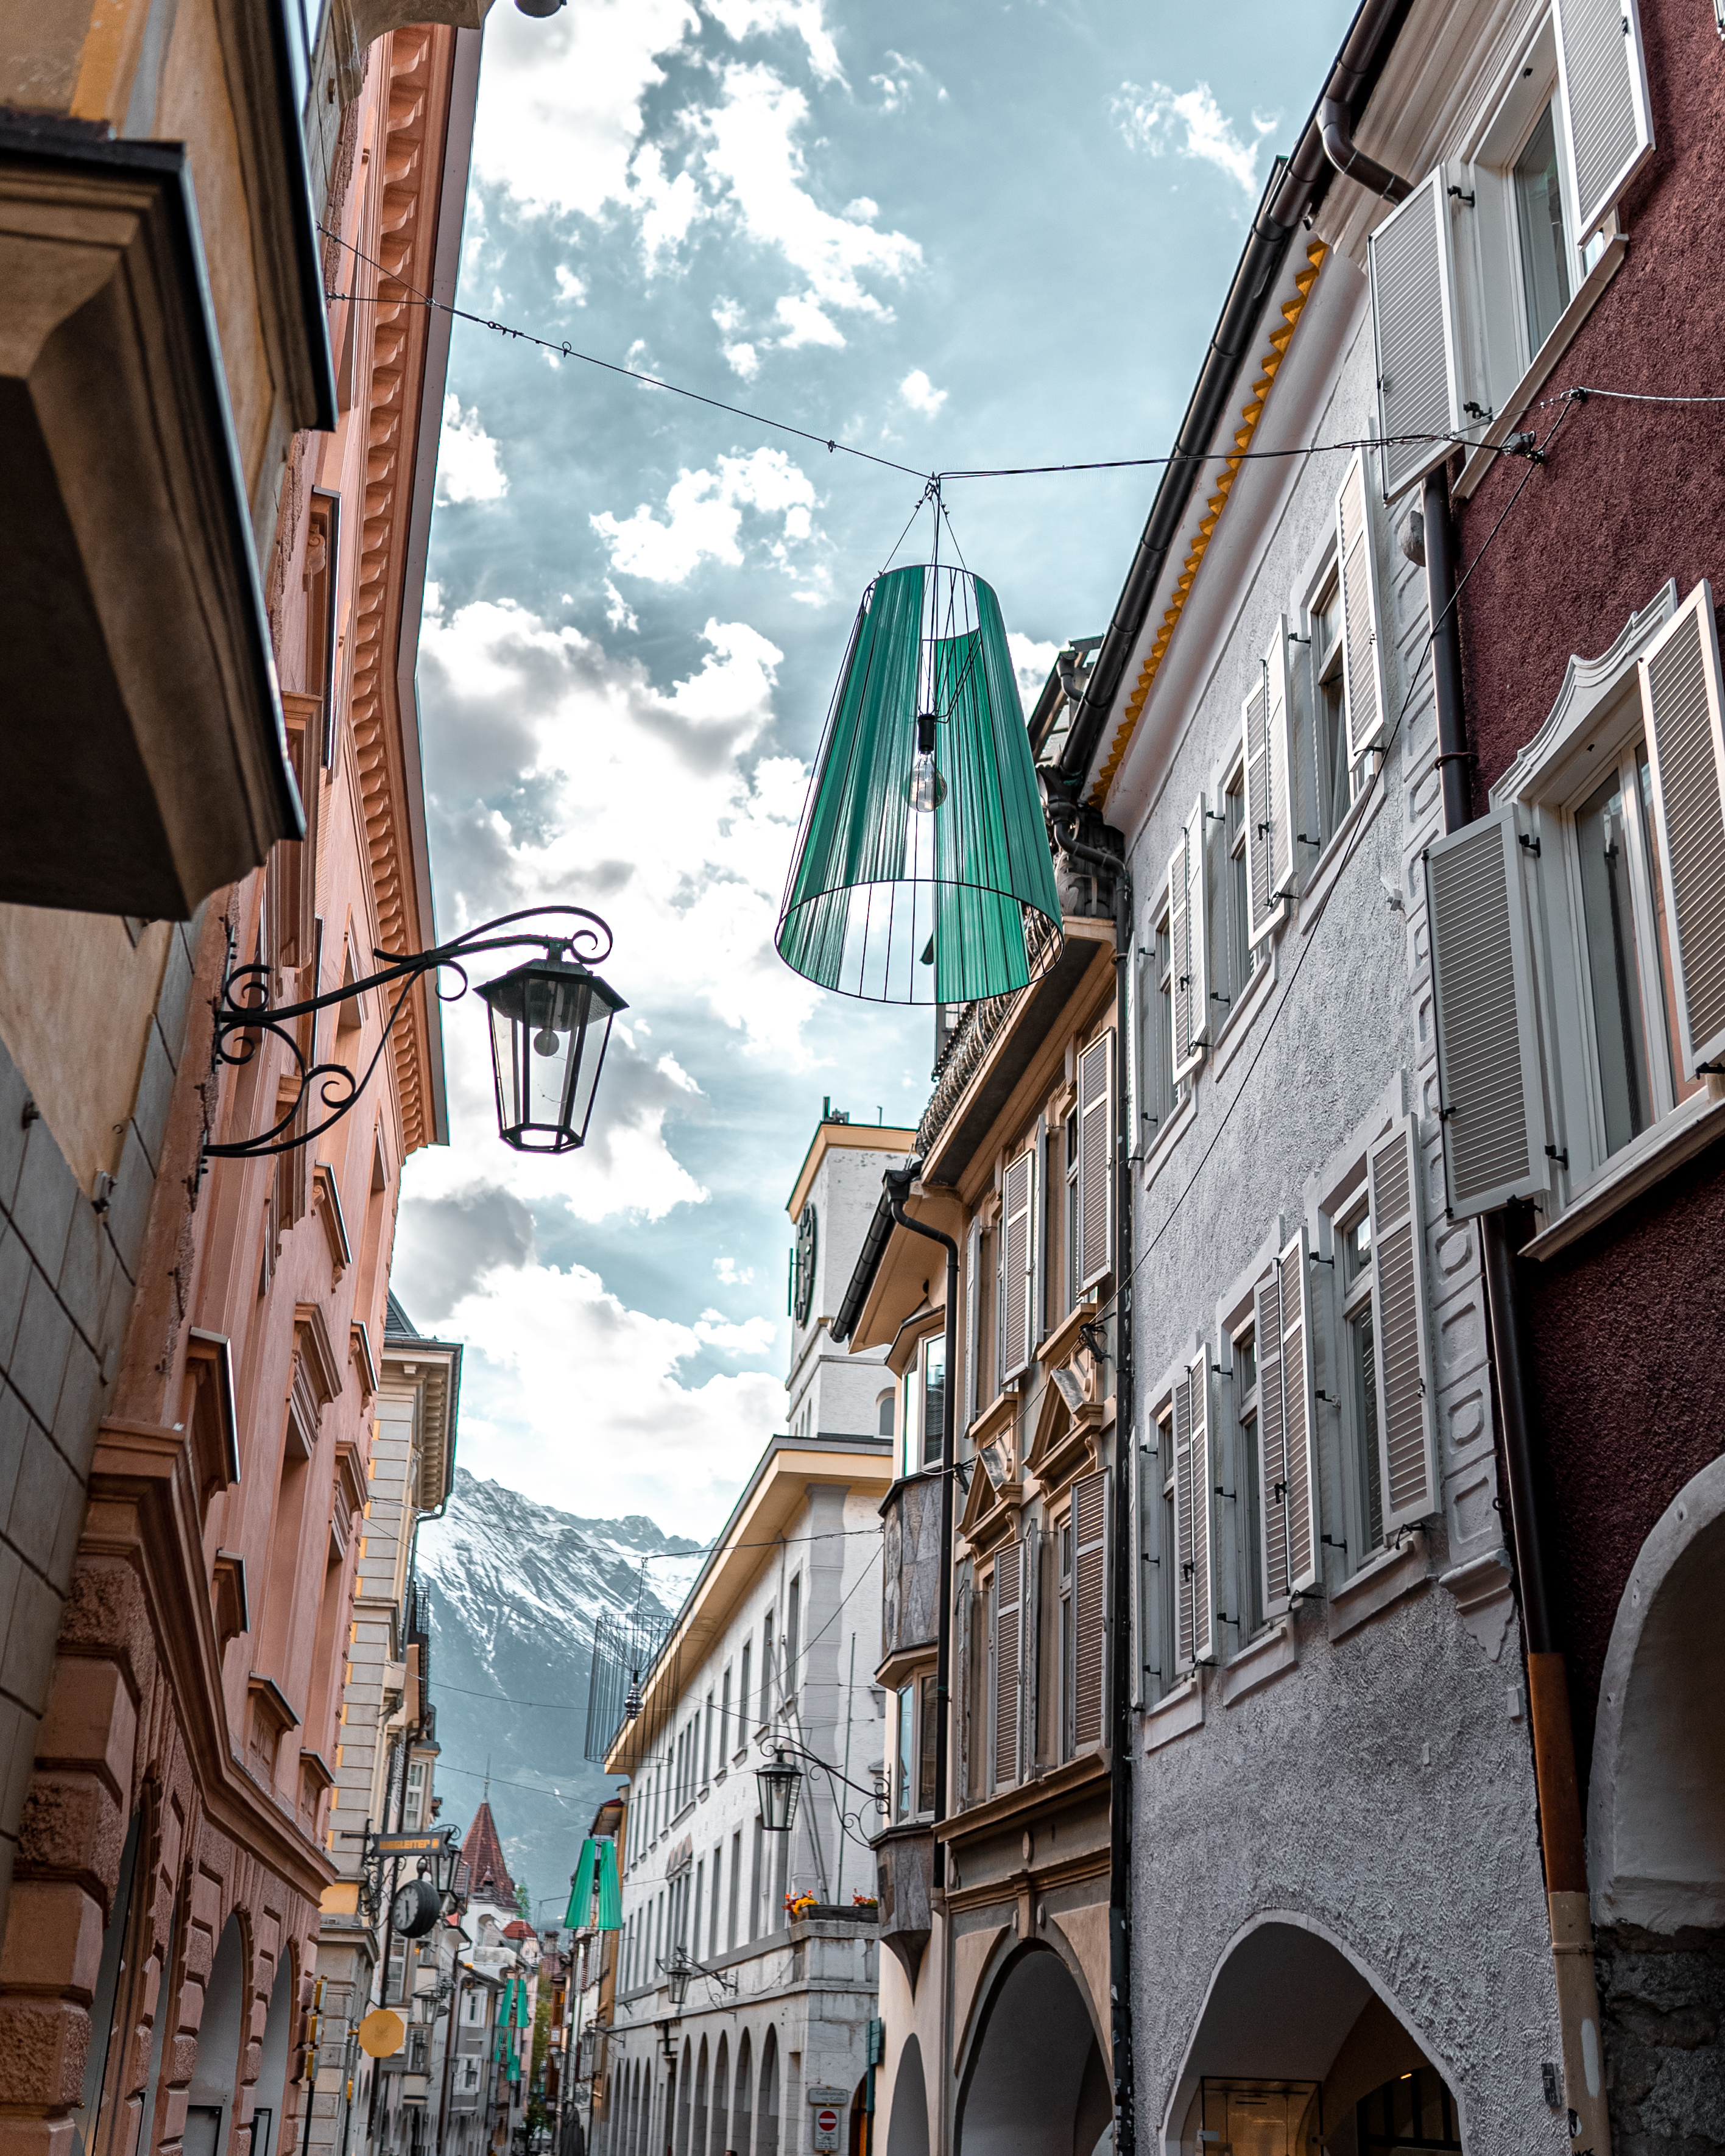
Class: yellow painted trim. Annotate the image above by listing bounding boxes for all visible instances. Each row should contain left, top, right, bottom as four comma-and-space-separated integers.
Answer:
1088, 242, 1328, 806
69, 0, 150, 125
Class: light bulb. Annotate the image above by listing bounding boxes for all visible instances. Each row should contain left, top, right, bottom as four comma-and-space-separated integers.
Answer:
906, 756, 947, 813
532, 1026, 560, 1057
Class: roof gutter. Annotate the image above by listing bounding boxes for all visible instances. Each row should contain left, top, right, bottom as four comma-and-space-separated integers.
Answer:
1053, 0, 1418, 797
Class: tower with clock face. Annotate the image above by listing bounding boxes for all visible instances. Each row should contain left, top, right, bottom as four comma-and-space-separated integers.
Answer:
784, 1110, 918, 1441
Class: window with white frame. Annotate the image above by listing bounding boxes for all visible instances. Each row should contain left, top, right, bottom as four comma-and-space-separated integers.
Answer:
1140, 900, 1184, 1144
1306, 570, 1353, 847
1428, 582, 1725, 1222
1368, 1, 1653, 503
1223, 761, 1257, 1003
1232, 1321, 1265, 1639
894, 1674, 938, 1820
901, 1330, 947, 1478
1333, 1180, 1386, 1563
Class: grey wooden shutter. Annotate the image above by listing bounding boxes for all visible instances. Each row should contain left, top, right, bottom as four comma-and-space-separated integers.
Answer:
992, 1545, 1020, 1789
963, 1221, 981, 1429
1131, 1415, 1155, 1709
1367, 171, 1464, 501
1243, 668, 1280, 945
1078, 1031, 1113, 1291
1172, 801, 1208, 1078
1424, 806, 1548, 1214
1173, 1358, 1213, 1671
1000, 1150, 1033, 1380
1554, 0, 1654, 244
1367, 1118, 1439, 1529
1336, 454, 1388, 769
1254, 1267, 1290, 1613
1265, 618, 1295, 901
1167, 836, 1193, 1083
1018, 1524, 1040, 1779
955, 1578, 973, 1806
1638, 582, 1725, 1080
1032, 1116, 1049, 1345
1277, 1233, 1319, 1595
1071, 1468, 1109, 1748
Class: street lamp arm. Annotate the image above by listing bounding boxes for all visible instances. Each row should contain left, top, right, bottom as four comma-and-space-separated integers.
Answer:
757, 1734, 886, 1813
203, 903, 618, 1163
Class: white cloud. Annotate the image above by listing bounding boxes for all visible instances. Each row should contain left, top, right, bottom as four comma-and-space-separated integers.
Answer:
704, 0, 844, 83
436, 395, 509, 505
774, 292, 845, 348
469, 0, 699, 217
590, 448, 817, 583
604, 580, 640, 632
1111, 80, 1277, 196
1008, 632, 1059, 706
697, 64, 922, 336
554, 264, 587, 306
870, 48, 933, 113
900, 367, 947, 417
630, 140, 707, 265
438, 1258, 783, 1531
723, 339, 762, 378
713, 298, 762, 378
713, 1256, 755, 1286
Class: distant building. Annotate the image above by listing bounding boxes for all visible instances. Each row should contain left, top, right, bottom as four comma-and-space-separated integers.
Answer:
594, 1115, 906, 2156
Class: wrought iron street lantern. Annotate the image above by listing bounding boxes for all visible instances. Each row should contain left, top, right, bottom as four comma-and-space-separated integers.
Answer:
205, 905, 624, 1166
756, 1748, 802, 1836
665, 1950, 693, 2009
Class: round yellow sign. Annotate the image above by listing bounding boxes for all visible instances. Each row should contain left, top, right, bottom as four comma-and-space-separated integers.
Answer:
356, 2008, 406, 2059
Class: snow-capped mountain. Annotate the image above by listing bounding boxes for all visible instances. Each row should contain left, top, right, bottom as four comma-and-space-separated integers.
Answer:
417, 1467, 704, 1917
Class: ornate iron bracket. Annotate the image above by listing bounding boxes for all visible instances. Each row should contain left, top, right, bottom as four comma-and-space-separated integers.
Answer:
202, 904, 613, 1166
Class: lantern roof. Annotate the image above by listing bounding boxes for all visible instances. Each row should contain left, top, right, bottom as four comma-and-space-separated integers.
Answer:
777, 563, 1062, 1006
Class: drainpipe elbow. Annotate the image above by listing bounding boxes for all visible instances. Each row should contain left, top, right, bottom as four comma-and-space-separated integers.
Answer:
1319, 93, 1415, 203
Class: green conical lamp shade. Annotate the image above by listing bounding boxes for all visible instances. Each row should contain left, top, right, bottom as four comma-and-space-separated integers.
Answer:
777, 564, 1061, 1004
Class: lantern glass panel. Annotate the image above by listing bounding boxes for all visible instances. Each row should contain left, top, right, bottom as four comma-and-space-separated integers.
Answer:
479, 959, 626, 1153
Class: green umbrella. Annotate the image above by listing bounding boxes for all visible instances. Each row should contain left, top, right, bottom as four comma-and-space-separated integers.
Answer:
777, 563, 1060, 1005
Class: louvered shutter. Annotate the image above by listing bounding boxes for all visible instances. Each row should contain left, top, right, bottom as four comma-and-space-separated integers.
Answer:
1265, 618, 1295, 901
1172, 1358, 1213, 1671
1554, 0, 1654, 245
1367, 1118, 1439, 1529
963, 1221, 981, 1429
1131, 1417, 1155, 1708
1071, 1468, 1109, 1748
1078, 1031, 1113, 1291
1034, 1117, 1049, 1344
1367, 171, 1465, 501
1277, 1233, 1320, 1595
1000, 1150, 1034, 1381
1424, 806, 1548, 1214
1254, 1267, 1290, 1613
1243, 669, 1280, 944
992, 1545, 1020, 1789
1638, 582, 1725, 1080
1167, 836, 1192, 1085
1171, 803, 1208, 1079
1336, 455, 1388, 767
1019, 1524, 1041, 1779
954, 1579, 973, 1805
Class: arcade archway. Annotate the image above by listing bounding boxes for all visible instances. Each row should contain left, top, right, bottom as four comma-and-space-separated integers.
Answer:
956, 1944, 1110, 2156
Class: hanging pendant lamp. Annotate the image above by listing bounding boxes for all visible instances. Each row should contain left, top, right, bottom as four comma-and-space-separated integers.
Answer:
776, 560, 1062, 1006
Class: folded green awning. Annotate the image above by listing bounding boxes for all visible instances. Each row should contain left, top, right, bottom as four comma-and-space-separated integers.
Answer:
565, 1836, 621, 1930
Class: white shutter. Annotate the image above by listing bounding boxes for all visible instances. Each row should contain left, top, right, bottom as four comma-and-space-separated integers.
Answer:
1638, 582, 1725, 1080
1172, 1357, 1213, 1671
1554, 0, 1654, 245
963, 1220, 981, 1429
1071, 1468, 1109, 1747
1171, 800, 1207, 1079
1078, 1031, 1113, 1291
1277, 1233, 1319, 1595
1367, 170, 1466, 501
1265, 618, 1295, 901
1254, 1268, 1290, 1614
1000, 1149, 1033, 1381
1019, 1523, 1040, 1780
992, 1544, 1020, 1789
1425, 806, 1549, 1214
1243, 669, 1280, 945
1336, 454, 1388, 767
1367, 1118, 1439, 1529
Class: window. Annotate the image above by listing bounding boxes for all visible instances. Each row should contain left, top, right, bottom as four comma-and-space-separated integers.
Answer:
702, 1691, 714, 1784
1427, 583, 1724, 1222
1223, 765, 1255, 1001
738, 1642, 752, 1748
720, 1665, 732, 1761
710, 1844, 722, 1958
1168, 798, 1208, 1082
1368, 4, 1653, 501
760, 1612, 775, 1723
877, 1389, 894, 1438
920, 1336, 945, 1470
1233, 1323, 1265, 1640
997, 1148, 1035, 1384
403, 1759, 425, 1831
785, 1577, 801, 1711
1064, 1111, 1080, 1311
1307, 575, 1352, 845
917, 1671, 937, 1812
1141, 903, 1179, 1141
1057, 1516, 1074, 1756
1335, 1185, 1385, 1561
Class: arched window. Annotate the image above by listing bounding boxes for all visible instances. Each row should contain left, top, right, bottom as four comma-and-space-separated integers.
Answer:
734, 2033, 754, 2156
758, 2031, 780, 2156
877, 1390, 895, 1437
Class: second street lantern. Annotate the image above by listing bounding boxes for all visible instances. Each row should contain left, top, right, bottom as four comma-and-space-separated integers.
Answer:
479, 953, 626, 1154
775, 562, 1062, 1006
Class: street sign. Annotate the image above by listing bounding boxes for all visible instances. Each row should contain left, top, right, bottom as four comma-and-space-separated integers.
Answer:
356, 2009, 406, 2059
813, 2109, 841, 2154
374, 1830, 449, 1856
807, 2088, 849, 2107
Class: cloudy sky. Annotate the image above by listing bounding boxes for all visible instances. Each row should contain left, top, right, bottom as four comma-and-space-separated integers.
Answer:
390, 0, 1351, 1540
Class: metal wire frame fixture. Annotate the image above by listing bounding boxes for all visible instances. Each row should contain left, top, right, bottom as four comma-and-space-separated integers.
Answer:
203, 904, 625, 1164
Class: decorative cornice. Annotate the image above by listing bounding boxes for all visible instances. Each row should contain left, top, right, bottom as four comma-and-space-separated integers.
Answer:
1088, 240, 1329, 806
344, 24, 454, 1160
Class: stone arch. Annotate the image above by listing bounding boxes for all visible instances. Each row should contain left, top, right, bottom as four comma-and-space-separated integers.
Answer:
735, 2029, 754, 2156
187, 1911, 250, 2156
884, 2034, 930, 2156
955, 1942, 1110, 2156
1161, 1916, 1458, 2156
758, 2028, 780, 2156
250, 1942, 298, 2156
1589, 1450, 1725, 1932
678, 2037, 694, 2156
695, 2035, 710, 2156
713, 2034, 731, 2156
